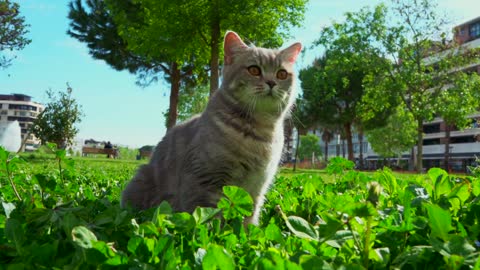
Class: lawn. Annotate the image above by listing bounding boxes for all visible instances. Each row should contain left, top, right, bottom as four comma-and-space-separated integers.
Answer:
1, 148, 479, 269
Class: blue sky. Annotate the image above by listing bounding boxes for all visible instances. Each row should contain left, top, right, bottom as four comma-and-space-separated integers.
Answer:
1, 0, 478, 148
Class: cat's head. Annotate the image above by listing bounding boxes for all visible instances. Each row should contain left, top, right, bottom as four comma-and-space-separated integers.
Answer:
221, 31, 302, 116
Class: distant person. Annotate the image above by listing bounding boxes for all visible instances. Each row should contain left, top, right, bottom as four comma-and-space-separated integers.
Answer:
104, 141, 113, 158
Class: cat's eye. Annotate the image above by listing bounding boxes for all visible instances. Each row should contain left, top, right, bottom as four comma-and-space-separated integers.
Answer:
247, 65, 262, 76
276, 69, 288, 80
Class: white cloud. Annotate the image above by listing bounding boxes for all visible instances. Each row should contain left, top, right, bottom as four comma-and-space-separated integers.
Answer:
23, 1, 56, 13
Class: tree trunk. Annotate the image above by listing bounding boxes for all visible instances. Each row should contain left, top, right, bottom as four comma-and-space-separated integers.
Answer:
324, 141, 328, 162
344, 123, 354, 161
358, 131, 364, 169
167, 63, 181, 130
209, 1, 220, 95
444, 124, 451, 172
409, 147, 415, 171
416, 119, 424, 173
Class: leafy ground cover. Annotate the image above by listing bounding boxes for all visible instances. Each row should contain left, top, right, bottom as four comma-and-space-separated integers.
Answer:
1, 147, 479, 269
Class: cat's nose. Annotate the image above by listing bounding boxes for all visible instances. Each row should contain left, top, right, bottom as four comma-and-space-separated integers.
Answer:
266, 80, 277, 89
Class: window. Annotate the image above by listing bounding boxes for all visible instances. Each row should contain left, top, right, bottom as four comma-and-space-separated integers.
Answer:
8, 104, 37, 111
423, 138, 440, 145
451, 136, 475, 144
8, 116, 34, 122
470, 22, 480, 38
423, 124, 441, 134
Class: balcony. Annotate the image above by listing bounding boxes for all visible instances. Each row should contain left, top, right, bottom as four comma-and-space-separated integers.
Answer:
422, 142, 480, 158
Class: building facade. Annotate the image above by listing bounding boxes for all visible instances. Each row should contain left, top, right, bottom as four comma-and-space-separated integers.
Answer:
0, 94, 44, 151
313, 16, 480, 172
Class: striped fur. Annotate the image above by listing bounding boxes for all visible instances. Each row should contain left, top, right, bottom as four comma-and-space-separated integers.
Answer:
121, 31, 301, 224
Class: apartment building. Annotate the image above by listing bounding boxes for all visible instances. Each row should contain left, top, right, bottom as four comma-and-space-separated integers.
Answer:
0, 94, 44, 151
313, 16, 480, 172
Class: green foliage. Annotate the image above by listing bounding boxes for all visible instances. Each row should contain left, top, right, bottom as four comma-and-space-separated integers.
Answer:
166, 84, 211, 125
31, 85, 84, 149
0, 0, 31, 69
117, 146, 138, 160
325, 157, 355, 179
357, 0, 480, 172
366, 106, 417, 158
68, 0, 308, 128
1, 147, 480, 268
437, 72, 480, 128
297, 134, 322, 161
302, 6, 393, 160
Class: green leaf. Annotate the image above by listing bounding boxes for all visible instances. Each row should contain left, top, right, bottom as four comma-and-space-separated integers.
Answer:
392, 246, 435, 268
218, 186, 254, 220
448, 183, 470, 204
5, 218, 24, 249
318, 214, 343, 241
193, 207, 220, 224
473, 178, 480, 196
72, 226, 97, 249
431, 235, 476, 257
345, 202, 377, 217
0, 146, 8, 161
202, 245, 235, 270
85, 241, 109, 265
156, 200, 173, 215
299, 255, 333, 270
370, 247, 390, 266
170, 212, 195, 232
138, 221, 159, 237
429, 168, 452, 200
127, 236, 143, 254
265, 223, 284, 244
153, 201, 173, 226
424, 203, 453, 241
285, 216, 318, 240
256, 250, 303, 270
377, 168, 398, 195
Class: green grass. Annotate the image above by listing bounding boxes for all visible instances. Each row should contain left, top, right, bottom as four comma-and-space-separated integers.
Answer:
1, 149, 479, 269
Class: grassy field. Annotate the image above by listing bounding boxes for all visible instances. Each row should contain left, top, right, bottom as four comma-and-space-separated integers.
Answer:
1, 148, 479, 269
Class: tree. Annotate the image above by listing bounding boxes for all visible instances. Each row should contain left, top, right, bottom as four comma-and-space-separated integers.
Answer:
0, 0, 31, 69
107, 0, 308, 95
436, 72, 480, 171
176, 84, 210, 123
299, 49, 389, 161
32, 85, 84, 149
303, 5, 399, 162
67, 0, 198, 130
297, 134, 322, 163
366, 107, 417, 163
314, 1, 480, 172
360, 0, 480, 172
68, 0, 307, 128
290, 98, 318, 171
320, 127, 334, 162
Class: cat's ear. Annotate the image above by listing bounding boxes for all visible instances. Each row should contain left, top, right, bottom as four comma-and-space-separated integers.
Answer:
224, 31, 248, 65
280, 42, 302, 64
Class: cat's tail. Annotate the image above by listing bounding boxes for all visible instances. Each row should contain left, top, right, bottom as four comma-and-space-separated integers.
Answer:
121, 164, 156, 210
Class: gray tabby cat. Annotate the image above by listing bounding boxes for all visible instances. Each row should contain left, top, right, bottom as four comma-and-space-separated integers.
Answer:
122, 31, 301, 224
